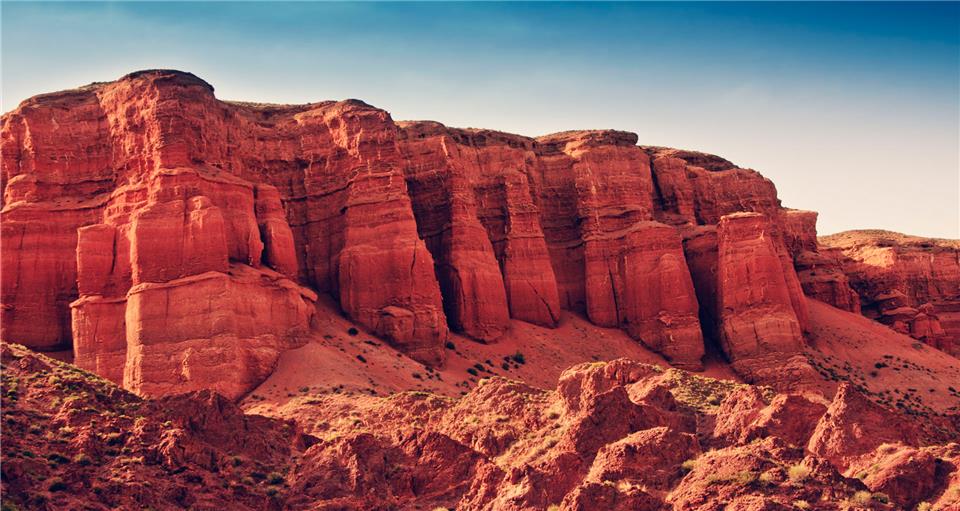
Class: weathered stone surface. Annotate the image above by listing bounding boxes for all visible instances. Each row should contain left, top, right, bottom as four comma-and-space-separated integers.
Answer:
6, 343, 960, 511
3, 71, 449, 394
539, 131, 656, 328
716, 213, 806, 364
808, 383, 919, 470
254, 183, 299, 278
820, 230, 960, 356
586, 426, 701, 490
398, 122, 556, 334
124, 267, 316, 399
619, 222, 704, 369
794, 249, 862, 313
5, 69, 956, 403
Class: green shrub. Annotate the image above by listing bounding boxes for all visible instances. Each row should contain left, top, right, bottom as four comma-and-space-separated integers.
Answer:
46, 453, 70, 465
787, 463, 811, 483
849, 491, 872, 506
48, 478, 68, 492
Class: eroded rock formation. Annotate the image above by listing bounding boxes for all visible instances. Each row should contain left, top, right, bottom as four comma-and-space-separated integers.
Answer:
7, 345, 959, 511
820, 231, 960, 356
2, 70, 957, 400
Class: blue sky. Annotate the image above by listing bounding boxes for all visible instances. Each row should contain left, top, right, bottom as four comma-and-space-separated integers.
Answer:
3, 2, 958, 238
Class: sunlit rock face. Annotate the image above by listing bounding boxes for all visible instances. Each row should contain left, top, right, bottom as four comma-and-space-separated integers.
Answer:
3, 70, 955, 398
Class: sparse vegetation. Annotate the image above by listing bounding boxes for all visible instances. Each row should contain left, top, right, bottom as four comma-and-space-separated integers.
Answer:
787, 463, 811, 483
347, 327, 359, 336
848, 490, 872, 506
47, 478, 68, 492
46, 452, 70, 465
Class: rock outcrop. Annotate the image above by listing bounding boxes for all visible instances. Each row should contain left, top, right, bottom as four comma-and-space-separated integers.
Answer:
716, 213, 807, 357
820, 230, 960, 356
4, 69, 955, 399
11, 346, 957, 511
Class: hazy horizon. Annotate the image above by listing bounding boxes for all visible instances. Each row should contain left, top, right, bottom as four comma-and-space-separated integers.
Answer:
3, 2, 958, 238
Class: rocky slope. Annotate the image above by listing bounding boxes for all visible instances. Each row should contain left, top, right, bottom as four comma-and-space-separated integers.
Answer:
4, 342, 960, 511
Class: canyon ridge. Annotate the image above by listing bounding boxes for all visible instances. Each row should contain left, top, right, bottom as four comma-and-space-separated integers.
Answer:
1, 70, 958, 511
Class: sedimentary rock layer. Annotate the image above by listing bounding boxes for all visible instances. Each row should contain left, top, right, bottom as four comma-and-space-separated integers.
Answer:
3, 70, 955, 396
820, 230, 960, 356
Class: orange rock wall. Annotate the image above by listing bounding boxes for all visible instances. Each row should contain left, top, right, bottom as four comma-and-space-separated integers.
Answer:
820, 231, 960, 356
7, 69, 951, 397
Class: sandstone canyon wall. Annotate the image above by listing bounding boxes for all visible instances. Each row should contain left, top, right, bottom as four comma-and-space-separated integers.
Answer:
2, 70, 955, 398
819, 231, 960, 356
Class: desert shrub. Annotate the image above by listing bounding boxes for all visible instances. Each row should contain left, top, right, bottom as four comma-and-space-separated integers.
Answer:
356, 355, 367, 363
734, 471, 757, 485
680, 459, 698, 473
849, 491, 872, 506
347, 327, 359, 336
511, 352, 526, 365
47, 478, 67, 492
445, 341, 456, 350
103, 431, 124, 446
73, 453, 92, 466
787, 463, 811, 483
46, 453, 70, 465
466, 368, 479, 377
266, 472, 284, 485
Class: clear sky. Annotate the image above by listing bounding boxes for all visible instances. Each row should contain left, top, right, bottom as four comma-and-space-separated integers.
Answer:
3, 2, 958, 238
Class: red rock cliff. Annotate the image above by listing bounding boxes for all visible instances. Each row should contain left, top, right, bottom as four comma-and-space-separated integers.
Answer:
4, 70, 953, 397
820, 230, 960, 356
